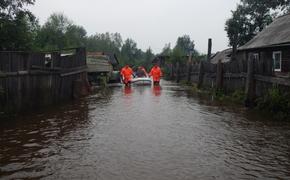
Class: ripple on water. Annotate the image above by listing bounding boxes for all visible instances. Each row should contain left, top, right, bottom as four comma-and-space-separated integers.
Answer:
1, 82, 290, 179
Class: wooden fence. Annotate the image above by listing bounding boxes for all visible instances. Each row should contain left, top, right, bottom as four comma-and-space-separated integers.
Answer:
0, 48, 89, 114
169, 51, 290, 106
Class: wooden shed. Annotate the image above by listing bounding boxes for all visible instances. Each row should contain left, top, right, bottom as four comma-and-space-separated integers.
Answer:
238, 13, 290, 76
86, 52, 120, 85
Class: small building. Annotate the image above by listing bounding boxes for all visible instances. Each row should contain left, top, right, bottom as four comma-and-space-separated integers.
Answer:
210, 48, 232, 64
86, 52, 120, 85
238, 13, 290, 76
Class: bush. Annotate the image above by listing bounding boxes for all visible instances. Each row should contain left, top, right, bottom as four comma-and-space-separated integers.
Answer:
256, 87, 290, 120
231, 89, 245, 103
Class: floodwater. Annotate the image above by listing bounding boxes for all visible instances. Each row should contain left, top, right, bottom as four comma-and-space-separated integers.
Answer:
1, 81, 290, 180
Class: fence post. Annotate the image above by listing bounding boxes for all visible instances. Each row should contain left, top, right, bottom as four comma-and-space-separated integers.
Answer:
197, 61, 204, 88
186, 51, 193, 84
176, 61, 180, 83
216, 59, 223, 90
170, 64, 174, 80
245, 53, 255, 107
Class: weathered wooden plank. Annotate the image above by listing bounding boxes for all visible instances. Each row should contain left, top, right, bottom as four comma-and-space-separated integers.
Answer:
216, 59, 223, 90
0, 48, 89, 114
60, 69, 87, 77
245, 54, 256, 107
224, 73, 247, 78
254, 75, 290, 86
197, 61, 204, 88
31, 65, 62, 71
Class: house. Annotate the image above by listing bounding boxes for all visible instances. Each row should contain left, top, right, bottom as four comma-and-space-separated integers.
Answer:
238, 13, 290, 76
86, 52, 120, 85
87, 52, 119, 71
210, 48, 232, 64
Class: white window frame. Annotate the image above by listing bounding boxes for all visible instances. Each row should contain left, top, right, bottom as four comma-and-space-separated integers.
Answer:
273, 51, 282, 72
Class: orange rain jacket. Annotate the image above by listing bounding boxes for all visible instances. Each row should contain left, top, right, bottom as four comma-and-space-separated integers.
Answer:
149, 66, 163, 82
120, 66, 133, 83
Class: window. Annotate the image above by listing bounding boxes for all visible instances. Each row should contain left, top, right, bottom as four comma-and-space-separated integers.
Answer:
253, 53, 259, 61
273, 51, 282, 72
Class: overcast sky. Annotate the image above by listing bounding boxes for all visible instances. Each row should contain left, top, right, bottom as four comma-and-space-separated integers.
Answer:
29, 0, 240, 54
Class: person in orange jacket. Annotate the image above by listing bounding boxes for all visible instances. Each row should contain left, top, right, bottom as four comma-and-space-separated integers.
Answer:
149, 64, 163, 85
120, 65, 133, 86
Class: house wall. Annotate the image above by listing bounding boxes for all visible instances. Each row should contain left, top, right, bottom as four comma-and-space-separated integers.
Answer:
281, 46, 290, 72
244, 45, 290, 75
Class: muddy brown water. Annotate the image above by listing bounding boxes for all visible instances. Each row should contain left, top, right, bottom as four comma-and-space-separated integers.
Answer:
1, 81, 290, 180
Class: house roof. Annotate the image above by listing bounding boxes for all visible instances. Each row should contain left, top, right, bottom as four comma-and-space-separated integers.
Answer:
210, 48, 232, 64
87, 52, 119, 66
239, 13, 290, 50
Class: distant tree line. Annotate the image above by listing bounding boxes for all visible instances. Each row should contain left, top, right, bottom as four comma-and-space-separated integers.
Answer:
0, 0, 204, 69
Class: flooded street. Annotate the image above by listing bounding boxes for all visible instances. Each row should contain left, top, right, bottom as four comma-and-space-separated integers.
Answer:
1, 81, 290, 179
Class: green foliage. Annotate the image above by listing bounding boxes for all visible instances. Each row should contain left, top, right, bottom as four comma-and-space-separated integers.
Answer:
170, 47, 183, 63
214, 89, 227, 101
86, 32, 122, 53
143, 47, 154, 69
35, 13, 87, 50
175, 35, 195, 55
231, 89, 245, 103
169, 35, 199, 64
256, 86, 290, 120
0, 0, 38, 50
0, 0, 35, 21
159, 35, 203, 79
160, 43, 172, 56
225, 0, 290, 47
120, 38, 141, 66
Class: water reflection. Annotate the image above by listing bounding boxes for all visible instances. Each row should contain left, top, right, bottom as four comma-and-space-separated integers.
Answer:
1, 81, 290, 179
152, 85, 162, 96
123, 86, 133, 96
0, 99, 91, 179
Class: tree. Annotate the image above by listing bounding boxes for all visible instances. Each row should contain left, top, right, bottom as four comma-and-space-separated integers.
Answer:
35, 13, 87, 50
143, 47, 154, 69
170, 47, 183, 64
0, 0, 35, 19
175, 35, 195, 55
120, 38, 142, 66
0, 0, 38, 50
66, 25, 87, 47
161, 43, 172, 56
86, 32, 122, 53
225, 0, 290, 47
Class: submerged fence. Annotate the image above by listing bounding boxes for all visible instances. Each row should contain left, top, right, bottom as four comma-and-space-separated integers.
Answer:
0, 48, 89, 113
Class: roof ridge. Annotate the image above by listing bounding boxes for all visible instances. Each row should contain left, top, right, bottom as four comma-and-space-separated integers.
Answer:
276, 12, 290, 19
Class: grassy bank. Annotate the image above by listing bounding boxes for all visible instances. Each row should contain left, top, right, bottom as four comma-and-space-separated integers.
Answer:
184, 83, 290, 120
256, 87, 290, 120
